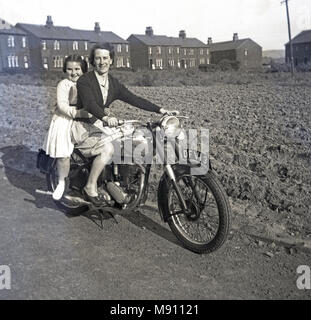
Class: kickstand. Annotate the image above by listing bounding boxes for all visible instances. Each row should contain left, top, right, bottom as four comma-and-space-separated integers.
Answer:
98, 208, 119, 227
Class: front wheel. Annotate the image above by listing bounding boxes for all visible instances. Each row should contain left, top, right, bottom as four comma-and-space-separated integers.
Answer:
165, 170, 230, 254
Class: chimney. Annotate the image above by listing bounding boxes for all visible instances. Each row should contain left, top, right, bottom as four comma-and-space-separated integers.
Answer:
145, 26, 153, 36
233, 33, 239, 41
179, 30, 186, 39
94, 22, 100, 33
46, 15, 53, 28
207, 37, 213, 45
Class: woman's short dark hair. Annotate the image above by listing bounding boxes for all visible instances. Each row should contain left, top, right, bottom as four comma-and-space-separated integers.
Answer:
89, 43, 115, 67
63, 54, 88, 73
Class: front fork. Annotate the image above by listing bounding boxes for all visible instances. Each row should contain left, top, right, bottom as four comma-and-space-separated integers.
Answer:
165, 165, 189, 214
154, 128, 189, 214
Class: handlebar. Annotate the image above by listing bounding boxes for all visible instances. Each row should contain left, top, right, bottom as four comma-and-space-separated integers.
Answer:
115, 114, 188, 128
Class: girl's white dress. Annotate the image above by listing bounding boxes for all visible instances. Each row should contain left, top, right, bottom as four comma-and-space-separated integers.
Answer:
43, 79, 80, 158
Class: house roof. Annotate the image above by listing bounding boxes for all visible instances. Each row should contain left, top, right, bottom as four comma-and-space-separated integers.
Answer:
74, 29, 128, 44
16, 23, 127, 43
207, 38, 260, 51
0, 18, 27, 36
286, 30, 311, 45
0, 26, 27, 35
17, 23, 88, 40
129, 34, 207, 48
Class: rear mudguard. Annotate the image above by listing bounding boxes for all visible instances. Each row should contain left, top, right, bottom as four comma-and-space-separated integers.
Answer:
157, 161, 213, 222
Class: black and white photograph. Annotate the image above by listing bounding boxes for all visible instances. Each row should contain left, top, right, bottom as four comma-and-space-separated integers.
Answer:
0, 0, 310, 304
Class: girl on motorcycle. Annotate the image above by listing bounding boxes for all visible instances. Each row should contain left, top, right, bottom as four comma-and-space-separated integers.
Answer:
42, 55, 91, 200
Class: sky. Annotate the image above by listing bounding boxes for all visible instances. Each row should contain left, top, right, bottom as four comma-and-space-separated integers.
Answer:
0, 0, 310, 50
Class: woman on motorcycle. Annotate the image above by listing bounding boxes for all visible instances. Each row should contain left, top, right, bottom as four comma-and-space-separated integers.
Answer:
75, 42, 178, 206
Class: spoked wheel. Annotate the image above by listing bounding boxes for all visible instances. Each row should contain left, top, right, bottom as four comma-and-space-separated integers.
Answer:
166, 170, 230, 254
46, 162, 89, 215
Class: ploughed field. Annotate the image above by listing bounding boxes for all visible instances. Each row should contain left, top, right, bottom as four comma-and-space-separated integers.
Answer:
0, 79, 310, 238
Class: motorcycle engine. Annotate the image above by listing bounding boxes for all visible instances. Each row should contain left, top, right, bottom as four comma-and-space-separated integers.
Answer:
106, 182, 131, 204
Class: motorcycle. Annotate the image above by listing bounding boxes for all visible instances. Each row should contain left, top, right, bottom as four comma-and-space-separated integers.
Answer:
39, 113, 231, 254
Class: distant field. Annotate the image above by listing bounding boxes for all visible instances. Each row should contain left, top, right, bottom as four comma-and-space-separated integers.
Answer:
0, 71, 310, 239
0, 68, 310, 87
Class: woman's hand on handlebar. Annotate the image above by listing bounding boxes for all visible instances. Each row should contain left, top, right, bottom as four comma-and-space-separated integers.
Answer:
159, 108, 180, 116
102, 116, 119, 127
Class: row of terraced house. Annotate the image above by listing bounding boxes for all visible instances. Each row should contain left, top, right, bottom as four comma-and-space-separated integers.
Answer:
0, 15, 264, 73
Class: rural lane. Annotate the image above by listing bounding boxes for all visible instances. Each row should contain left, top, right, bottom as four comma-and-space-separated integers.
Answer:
0, 147, 310, 300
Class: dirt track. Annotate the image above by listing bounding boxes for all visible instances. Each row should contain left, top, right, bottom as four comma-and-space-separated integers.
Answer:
0, 160, 310, 300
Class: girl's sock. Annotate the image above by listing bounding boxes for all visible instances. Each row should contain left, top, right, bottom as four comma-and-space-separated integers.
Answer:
53, 180, 65, 200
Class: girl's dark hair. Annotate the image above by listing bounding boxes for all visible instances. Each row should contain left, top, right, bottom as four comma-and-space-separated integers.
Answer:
63, 54, 88, 73
89, 42, 115, 66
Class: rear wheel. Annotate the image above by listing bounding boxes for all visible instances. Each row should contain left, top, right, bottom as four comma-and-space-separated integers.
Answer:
46, 162, 88, 215
166, 170, 230, 254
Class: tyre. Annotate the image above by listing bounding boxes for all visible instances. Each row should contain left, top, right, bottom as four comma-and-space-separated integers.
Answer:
165, 169, 230, 254
46, 163, 89, 216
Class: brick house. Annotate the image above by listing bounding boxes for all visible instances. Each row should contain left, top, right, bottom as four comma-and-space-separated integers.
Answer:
15, 16, 130, 71
74, 23, 131, 69
0, 18, 31, 72
127, 27, 209, 70
285, 30, 311, 66
207, 33, 262, 69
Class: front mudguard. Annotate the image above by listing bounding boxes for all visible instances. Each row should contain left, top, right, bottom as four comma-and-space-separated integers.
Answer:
157, 161, 213, 222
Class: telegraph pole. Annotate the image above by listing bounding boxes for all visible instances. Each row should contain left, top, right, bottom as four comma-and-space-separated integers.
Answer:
281, 0, 295, 76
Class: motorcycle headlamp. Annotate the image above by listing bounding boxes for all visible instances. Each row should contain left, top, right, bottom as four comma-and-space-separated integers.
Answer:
160, 116, 181, 138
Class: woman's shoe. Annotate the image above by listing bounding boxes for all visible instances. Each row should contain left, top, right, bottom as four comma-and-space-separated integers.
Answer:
82, 188, 102, 207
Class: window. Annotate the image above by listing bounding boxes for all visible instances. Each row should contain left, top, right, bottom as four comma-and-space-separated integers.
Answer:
24, 56, 29, 69
125, 45, 129, 53
183, 49, 187, 56
14, 55, 18, 67
7, 56, 12, 68
199, 58, 205, 65
200, 49, 204, 55
176, 47, 180, 54
84, 56, 90, 68
126, 58, 130, 68
168, 47, 172, 54
149, 47, 152, 55
8, 36, 15, 47
7, 55, 19, 68
206, 48, 210, 55
43, 57, 49, 69
116, 57, 124, 68
168, 59, 174, 67
189, 49, 194, 55
22, 37, 27, 48
117, 44, 122, 53
84, 42, 88, 51
156, 46, 161, 54
189, 58, 196, 67
244, 49, 248, 56
207, 58, 210, 65
54, 40, 60, 50
53, 56, 62, 68
73, 41, 79, 50
155, 59, 163, 68
42, 40, 47, 50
